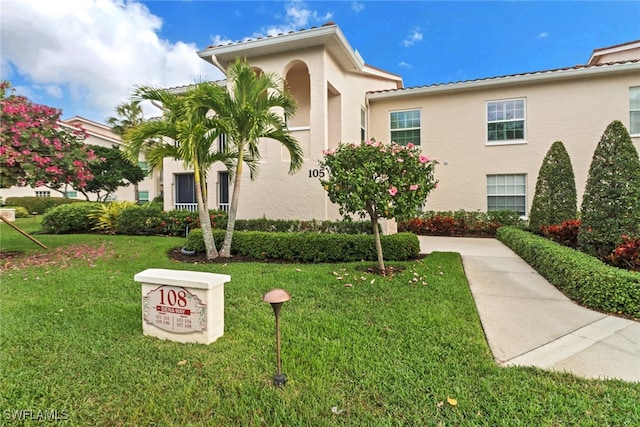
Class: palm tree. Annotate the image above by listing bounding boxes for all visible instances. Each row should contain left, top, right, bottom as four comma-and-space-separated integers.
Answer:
122, 83, 237, 259
107, 101, 145, 202
194, 58, 303, 257
107, 101, 144, 136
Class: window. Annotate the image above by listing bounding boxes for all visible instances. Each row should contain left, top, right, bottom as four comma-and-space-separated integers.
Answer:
175, 173, 196, 204
218, 171, 229, 212
138, 161, 148, 173
105, 194, 116, 201
487, 174, 526, 216
390, 109, 421, 145
65, 191, 77, 198
138, 191, 149, 203
360, 108, 366, 142
487, 99, 525, 143
35, 191, 50, 197
630, 87, 640, 136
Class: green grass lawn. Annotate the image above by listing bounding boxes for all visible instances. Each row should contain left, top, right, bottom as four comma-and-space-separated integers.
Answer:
1, 218, 639, 426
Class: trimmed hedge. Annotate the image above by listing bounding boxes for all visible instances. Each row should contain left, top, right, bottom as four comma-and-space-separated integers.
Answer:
186, 229, 419, 263
497, 226, 640, 320
4, 196, 82, 214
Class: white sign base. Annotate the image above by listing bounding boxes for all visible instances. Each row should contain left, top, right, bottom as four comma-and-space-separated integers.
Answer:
134, 269, 230, 344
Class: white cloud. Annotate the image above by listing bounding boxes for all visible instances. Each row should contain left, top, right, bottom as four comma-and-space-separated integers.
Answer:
0, 0, 224, 121
398, 61, 412, 69
537, 32, 549, 39
402, 28, 423, 47
225, 0, 333, 42
351, 2, 366, 13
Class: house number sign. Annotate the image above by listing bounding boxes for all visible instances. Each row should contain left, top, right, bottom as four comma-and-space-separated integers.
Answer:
143, 285, 207, 333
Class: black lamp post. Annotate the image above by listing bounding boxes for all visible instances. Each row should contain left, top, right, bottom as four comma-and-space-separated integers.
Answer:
263, 288, 291, 386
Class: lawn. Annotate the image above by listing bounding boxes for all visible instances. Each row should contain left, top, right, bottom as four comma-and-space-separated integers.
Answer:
1, 218, 639, 426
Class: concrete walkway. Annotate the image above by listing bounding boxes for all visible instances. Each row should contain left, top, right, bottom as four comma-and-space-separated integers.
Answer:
419, 236, 640, 383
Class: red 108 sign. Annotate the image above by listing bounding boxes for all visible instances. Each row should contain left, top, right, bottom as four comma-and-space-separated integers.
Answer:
142, 285, 207, 333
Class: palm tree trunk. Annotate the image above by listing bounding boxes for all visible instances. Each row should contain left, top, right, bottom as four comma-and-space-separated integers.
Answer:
220, 152, 243, 257
194, 165, 218, 259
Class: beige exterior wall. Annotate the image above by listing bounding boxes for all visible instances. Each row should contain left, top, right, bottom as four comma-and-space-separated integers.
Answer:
368, 70, 640, 214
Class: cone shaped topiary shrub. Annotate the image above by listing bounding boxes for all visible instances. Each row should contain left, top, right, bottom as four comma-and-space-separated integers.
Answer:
578, 120, 640, 258
529, 141, 577, 232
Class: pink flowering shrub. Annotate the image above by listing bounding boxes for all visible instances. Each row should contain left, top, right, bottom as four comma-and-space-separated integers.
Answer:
319, 139, 438, 272
0, 81, 103, 191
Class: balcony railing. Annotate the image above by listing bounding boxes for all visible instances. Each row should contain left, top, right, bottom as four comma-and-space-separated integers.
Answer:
174, 203, 198, 212
174, 203, 230, 212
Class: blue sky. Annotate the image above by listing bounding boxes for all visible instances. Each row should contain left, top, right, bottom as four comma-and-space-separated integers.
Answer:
2, 1, 639, 123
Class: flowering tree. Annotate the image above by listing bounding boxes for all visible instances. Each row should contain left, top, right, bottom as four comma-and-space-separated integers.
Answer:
0, 81, 101, 194
320, 140, 438, 273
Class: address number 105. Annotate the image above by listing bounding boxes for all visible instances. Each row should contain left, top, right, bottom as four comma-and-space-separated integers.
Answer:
308, 168, 326, 178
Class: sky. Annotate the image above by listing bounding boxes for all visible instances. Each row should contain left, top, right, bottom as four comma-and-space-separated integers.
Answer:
1, 0, 639, 124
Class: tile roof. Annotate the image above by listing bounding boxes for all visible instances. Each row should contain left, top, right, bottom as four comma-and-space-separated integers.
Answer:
205, 22, 337, 49
367, 59, 640, 96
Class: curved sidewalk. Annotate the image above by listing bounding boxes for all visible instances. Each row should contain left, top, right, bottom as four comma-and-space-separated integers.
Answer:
419, 236, 640, 382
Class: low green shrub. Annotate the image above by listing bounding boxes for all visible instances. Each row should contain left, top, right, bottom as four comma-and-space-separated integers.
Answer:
4, 196, 81, 214
497, 226, 640, 319
185, 229, 419, 263
116, 204, 164, 235
40, 202, 99, 234
215, 217, 374, 234
159, 210, 224, 237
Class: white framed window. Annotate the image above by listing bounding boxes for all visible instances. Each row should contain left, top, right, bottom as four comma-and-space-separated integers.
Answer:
65, 191, 77, 198
138, 191, 149, 203
35, 191, 50, 197
390, 109, 421, 145
487, 174, 526, 216
138, 161, 148, 173
630, 87, 640, 136
360, 107, 367, 142
487, 98, 526, 144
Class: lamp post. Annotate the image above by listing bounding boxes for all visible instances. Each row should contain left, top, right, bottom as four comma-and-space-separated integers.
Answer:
263, 288, 291, 386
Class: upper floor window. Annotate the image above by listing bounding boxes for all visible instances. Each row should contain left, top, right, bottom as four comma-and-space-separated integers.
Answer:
630, 87, 640, 136
35, 191, 50, 197
390, 109, 421, 145
138, 161, 148, 173
218, 133, 227, 152
487, 98, 525, 144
